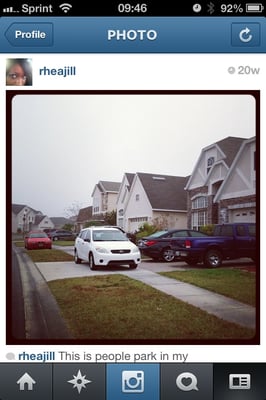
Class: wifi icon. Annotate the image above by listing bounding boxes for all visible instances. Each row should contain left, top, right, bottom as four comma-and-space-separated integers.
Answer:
59, 3, 72, 13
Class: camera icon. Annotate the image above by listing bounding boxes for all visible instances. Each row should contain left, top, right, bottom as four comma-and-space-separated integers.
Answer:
122, 370, 144, 393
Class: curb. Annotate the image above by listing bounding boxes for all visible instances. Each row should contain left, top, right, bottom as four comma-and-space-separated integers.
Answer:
13, 245, 72, 339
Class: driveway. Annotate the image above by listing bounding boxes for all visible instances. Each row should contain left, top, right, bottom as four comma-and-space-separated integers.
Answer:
35, 259, 190, 281
39, 245, 255, 280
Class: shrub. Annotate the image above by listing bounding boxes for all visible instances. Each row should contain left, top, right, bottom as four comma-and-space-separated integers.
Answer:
199, 224, 215, 236
136, 223, 158, 239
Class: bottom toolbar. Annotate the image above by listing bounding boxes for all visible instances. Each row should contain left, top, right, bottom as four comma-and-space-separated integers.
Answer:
0, 363, 265, 399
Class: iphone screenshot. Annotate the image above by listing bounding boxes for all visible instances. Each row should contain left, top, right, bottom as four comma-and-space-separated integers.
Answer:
0, 1, 264, 398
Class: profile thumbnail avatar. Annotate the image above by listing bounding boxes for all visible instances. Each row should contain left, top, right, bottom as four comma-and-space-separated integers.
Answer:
6, 58, 32, 86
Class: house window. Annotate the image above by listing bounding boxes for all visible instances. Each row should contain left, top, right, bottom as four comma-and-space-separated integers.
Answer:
192, 196, 208, 209
207, 156, 215, 174
130, 217, 148, 223
192, 211, 207, 230
135, 194, 140, 201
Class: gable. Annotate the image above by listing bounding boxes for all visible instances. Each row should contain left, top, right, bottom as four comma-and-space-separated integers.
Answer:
185, 136, 246, 190
117, 173, 135, 205
214, 137, 256, 201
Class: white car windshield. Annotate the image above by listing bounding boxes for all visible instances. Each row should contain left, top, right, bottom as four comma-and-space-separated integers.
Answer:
92, 230, 128, 241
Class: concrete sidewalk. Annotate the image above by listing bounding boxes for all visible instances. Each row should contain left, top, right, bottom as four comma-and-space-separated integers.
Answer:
36, 260, 256, 330
122, 269, 256, 330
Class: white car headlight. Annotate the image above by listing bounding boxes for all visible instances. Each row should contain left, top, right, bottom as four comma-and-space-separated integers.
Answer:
95, 247, 109, 254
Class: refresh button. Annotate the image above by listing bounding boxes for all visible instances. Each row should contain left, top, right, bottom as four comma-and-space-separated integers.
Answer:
239, 27, 252, 43
231, 23, 260, 47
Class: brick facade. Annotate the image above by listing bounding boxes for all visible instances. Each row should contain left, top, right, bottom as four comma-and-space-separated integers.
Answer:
187, 187, 219, 228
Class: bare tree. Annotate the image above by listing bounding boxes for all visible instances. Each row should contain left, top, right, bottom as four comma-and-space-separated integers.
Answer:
64, 201, 83, 219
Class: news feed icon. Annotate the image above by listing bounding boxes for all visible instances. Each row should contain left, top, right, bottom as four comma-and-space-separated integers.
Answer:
122, 370, 144, 393
229, 374, 251, 390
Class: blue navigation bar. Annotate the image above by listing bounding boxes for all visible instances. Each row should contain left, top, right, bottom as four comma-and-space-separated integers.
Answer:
0, 17, 265, 53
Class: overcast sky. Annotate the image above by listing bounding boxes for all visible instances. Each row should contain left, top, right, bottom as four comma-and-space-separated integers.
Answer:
12, 93, 256, 217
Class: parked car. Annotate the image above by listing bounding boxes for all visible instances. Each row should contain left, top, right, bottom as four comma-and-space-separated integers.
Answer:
24, 230, 52, 250
74, 226, 141, 270
43, 228, 57, 236
171, 223, 256, 268
49, 229, 76, 241
138, 229, 208, 262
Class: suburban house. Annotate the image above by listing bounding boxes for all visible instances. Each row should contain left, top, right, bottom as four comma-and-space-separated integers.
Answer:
185, 136, 256, 229
31, 215, 54, 231
92, 180, 121, 217
12, 204, 43, 233
118, 172, 188, 233
12, 203, 75, 233
75, 206, 93, 231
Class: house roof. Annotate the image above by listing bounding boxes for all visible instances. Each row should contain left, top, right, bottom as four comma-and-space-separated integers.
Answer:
76, 206, 93, 223
50, 217, 74, 228
12, 204, 26, 215
97, 180, 121, 193
215, 136, 246, 167
34, 215, 46, 225
92, 180, 121, 197
12, 203, 40, 215
124, 173, 135, 188
137, 172, 189, 211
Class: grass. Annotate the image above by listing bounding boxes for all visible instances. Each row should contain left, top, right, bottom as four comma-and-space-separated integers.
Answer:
13, 241, 73, 262
13, 241, 24, 247
48, 274, 255, 340
52, 240, 75, 246
160, 268, 256, 306
25, 248, 73, 262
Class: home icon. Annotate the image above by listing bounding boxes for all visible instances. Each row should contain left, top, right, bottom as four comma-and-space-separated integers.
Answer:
16, 372, 36, 391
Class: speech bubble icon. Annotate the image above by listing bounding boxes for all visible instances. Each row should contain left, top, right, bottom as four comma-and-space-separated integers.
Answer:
176, 372, 199, 391
6, 352, 15, 360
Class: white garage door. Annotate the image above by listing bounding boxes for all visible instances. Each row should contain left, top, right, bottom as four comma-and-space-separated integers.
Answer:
231, 208, 256, 223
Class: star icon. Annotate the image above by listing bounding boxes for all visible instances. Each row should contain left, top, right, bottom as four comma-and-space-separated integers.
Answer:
67, 369, 92, 394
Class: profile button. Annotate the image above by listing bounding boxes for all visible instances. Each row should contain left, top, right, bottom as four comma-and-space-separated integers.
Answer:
5, 23, 53, 46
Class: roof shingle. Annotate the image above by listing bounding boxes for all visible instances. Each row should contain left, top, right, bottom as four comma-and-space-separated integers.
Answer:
137, 172, 189, 211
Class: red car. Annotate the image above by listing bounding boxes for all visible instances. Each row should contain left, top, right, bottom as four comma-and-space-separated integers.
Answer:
24, 231, 52, 250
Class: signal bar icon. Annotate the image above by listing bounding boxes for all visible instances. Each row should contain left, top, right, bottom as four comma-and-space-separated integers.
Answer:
59, 3, 72, 13
3, 6, 19, 13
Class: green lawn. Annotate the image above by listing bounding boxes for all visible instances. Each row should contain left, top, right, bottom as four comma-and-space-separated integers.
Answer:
48, 274, 255, 340
13, 242, 73, 262
26, 248, 73, 262
52, 240, 75, 246
160, 268, 256, 306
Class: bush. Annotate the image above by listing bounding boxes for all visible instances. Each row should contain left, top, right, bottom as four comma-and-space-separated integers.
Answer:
136, 223, 158, 239
199, 224, 215, 236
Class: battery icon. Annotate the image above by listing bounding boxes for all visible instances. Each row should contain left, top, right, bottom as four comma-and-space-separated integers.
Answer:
246, 3, 264, 12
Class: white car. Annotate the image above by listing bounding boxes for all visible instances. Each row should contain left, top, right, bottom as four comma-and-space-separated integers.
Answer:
74, 226, 141, 270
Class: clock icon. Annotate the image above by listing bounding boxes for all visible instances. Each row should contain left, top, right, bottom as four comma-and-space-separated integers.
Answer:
193, 4, 202, 13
